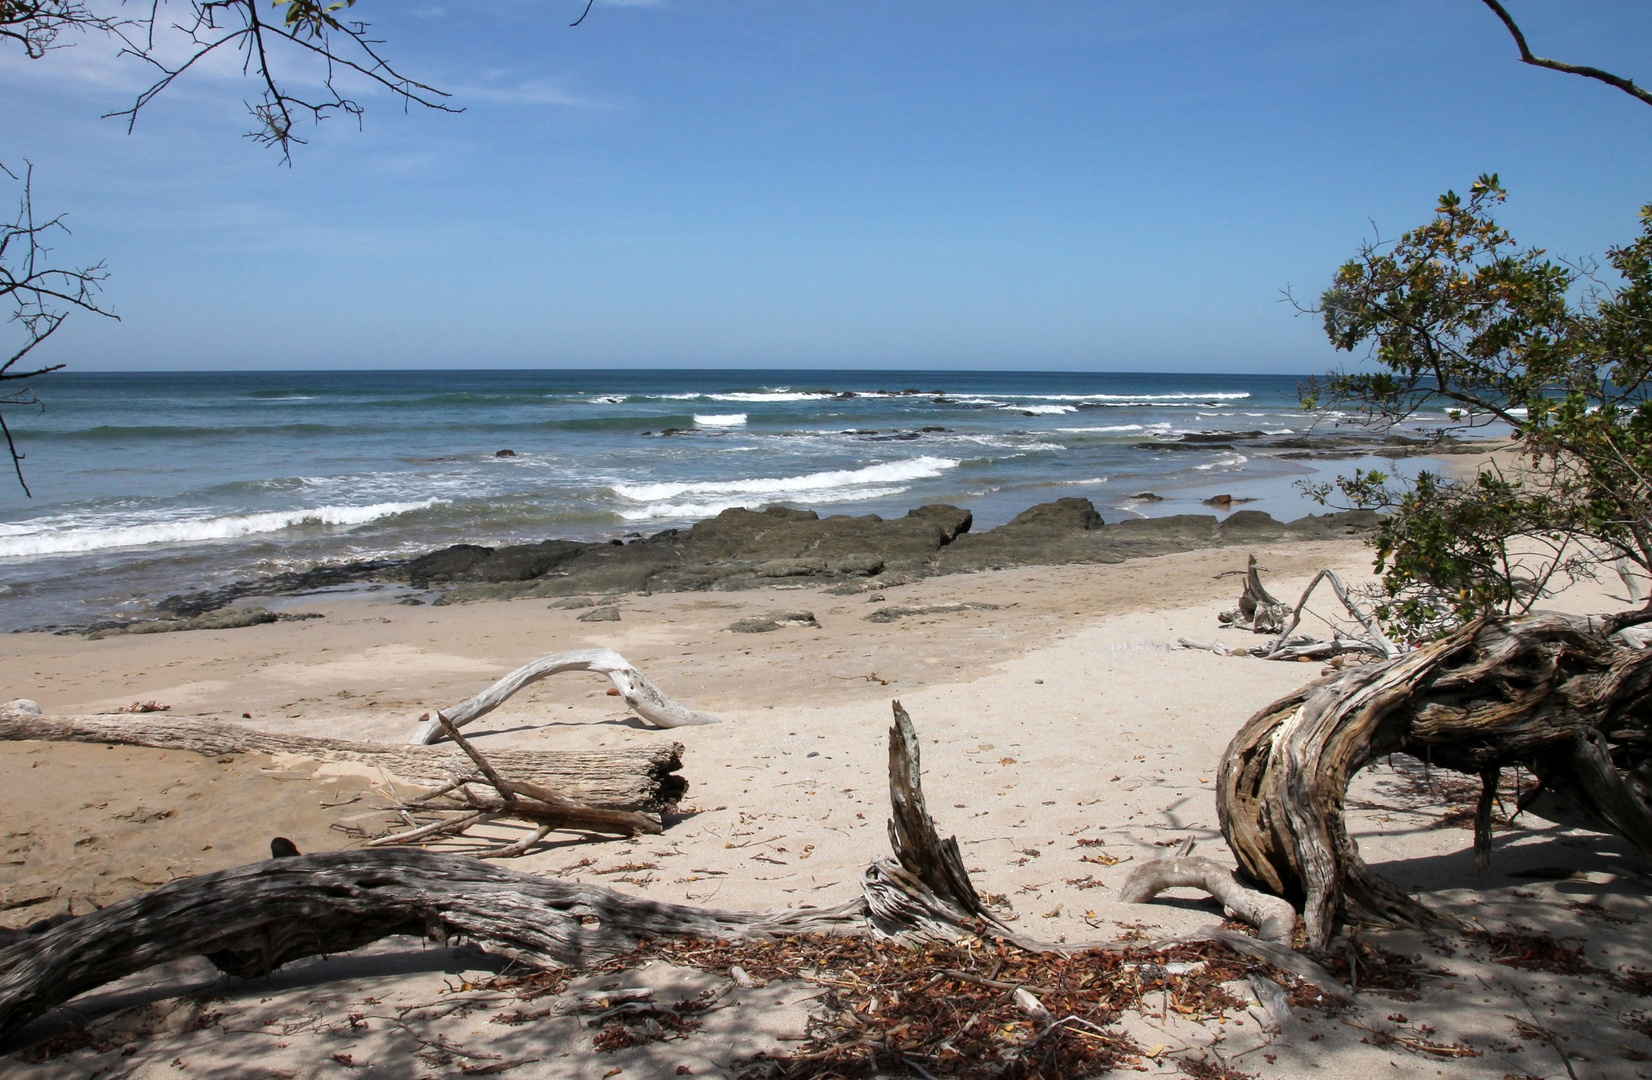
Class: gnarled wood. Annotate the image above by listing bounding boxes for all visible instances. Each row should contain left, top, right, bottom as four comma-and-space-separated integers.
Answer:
409, 648, 719, 745
1217, 613, 1652, 949
0, 709, 685, 813
0, 849, 865, 1042
1118, 856, 1297, 944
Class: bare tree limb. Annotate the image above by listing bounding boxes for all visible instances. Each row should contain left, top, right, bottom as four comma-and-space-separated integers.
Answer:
1479, 0, 1652, 109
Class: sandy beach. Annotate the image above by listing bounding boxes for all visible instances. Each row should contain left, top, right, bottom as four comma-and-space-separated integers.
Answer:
3, 531, 1650, 1079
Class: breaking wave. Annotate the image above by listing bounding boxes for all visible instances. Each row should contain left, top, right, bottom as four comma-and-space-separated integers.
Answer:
0, 499, 444, 559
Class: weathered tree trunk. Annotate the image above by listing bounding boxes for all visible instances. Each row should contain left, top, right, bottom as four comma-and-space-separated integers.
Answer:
1216, 612, 1652, 949
409, 648, 719, 745
0, 849, 866, 1042
0, 709, 686, 813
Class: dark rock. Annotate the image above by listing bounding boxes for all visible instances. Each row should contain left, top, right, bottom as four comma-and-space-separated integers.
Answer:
1129, 492, 1165, 502
398, 597, 425, 605
578, 606, 621, 622
478, 540, 586, 582
495, 449, 517, 457
1135, 442, 1235, 452
1005, 497, 1103, 531
920, 426, 948, 433
1203, 494, 1233, 508
866, 602, 998, 624
729, 610, 821, 633
1180, 431, 1265, 443
548, 597, 596, 609
906, 504, 973, 541
407, 543, 495, 584
85, 606, 281, 640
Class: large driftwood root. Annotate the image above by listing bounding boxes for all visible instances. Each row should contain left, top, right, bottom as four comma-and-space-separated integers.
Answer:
410, 648, 719, 745
1216, 612, 1652, 949
0, 708, 685, 813
1118, 856, 1296, 944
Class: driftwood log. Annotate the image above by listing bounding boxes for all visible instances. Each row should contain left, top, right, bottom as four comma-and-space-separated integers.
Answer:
0, 702, 1347, 1042
410, 648, 719, 745
1216, 611, 1652, 949
367, 717, 663, 854
0, 709, 686, 814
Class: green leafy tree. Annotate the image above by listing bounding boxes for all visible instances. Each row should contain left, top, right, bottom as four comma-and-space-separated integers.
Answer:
1307, 177, 1652, 640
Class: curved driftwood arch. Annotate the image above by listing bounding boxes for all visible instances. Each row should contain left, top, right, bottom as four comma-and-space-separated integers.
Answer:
1215, 612, 1652, 949
410, 648, 720, 745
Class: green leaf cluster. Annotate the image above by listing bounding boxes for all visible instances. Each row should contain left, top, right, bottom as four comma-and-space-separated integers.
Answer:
1313, 178, 1652, 638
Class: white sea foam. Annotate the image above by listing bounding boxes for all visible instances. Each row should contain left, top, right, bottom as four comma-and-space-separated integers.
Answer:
659, 390, 831, 403
999, 391, 1251, 403
1053, 424, 1144, 434
612, 456, 959, 503
616, 486, 905, 521
1195, 452, 1249, 471
1007, 404, 1077, 415
588, 395, 627, 404
694, 413, 748, 427
0, 499, 444, 559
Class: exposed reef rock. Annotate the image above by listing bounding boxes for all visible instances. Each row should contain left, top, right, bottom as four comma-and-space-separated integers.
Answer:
136, 499, 1378, 625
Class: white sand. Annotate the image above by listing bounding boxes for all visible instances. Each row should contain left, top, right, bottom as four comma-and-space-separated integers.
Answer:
3, 537, 1650, 1078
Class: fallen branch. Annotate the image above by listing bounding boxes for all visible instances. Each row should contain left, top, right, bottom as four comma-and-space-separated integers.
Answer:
410, 648, 720, 745
0, 708, 684, 813
368, 718, 661, 855
1265, 568, 1401, 660
1118, 856, 1297, 944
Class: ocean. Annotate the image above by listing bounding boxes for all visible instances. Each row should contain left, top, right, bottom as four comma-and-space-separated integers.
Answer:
0, 369, 1429, 631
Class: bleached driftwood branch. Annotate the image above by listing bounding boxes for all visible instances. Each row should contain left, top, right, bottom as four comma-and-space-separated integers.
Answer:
1118, 855, 1297, 944
410, 648, 719, 745
369, 717, 661, 856
1265, 568, 1401, 661
0, 708, 684, 813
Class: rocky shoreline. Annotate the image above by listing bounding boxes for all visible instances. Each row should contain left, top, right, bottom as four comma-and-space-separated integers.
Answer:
98, 496, 1381, 637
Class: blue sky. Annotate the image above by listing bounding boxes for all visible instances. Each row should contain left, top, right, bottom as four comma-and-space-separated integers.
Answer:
2, 0, 1649, 372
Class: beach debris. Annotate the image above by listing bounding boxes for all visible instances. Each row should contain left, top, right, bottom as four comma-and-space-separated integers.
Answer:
0, 701, 1347, 1047
269, 837, 300, 858
408, 648, 721, 746
0, 706, 686, 814
579, 606, 621, 623
1215, 554, 1289, 634
368, 716, 662, 856
114, 701, 171, 713
727, 610, 820, 634
1209, 554, 1401, 662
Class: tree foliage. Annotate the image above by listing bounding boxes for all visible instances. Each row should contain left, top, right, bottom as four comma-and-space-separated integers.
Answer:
1307, 177, 1652, 640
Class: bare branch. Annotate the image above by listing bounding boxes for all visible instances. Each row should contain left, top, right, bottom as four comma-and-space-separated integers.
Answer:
1479, 0, 1652, 109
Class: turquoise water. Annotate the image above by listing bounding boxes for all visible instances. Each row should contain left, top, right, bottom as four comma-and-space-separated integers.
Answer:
0, 369, 1415, 629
